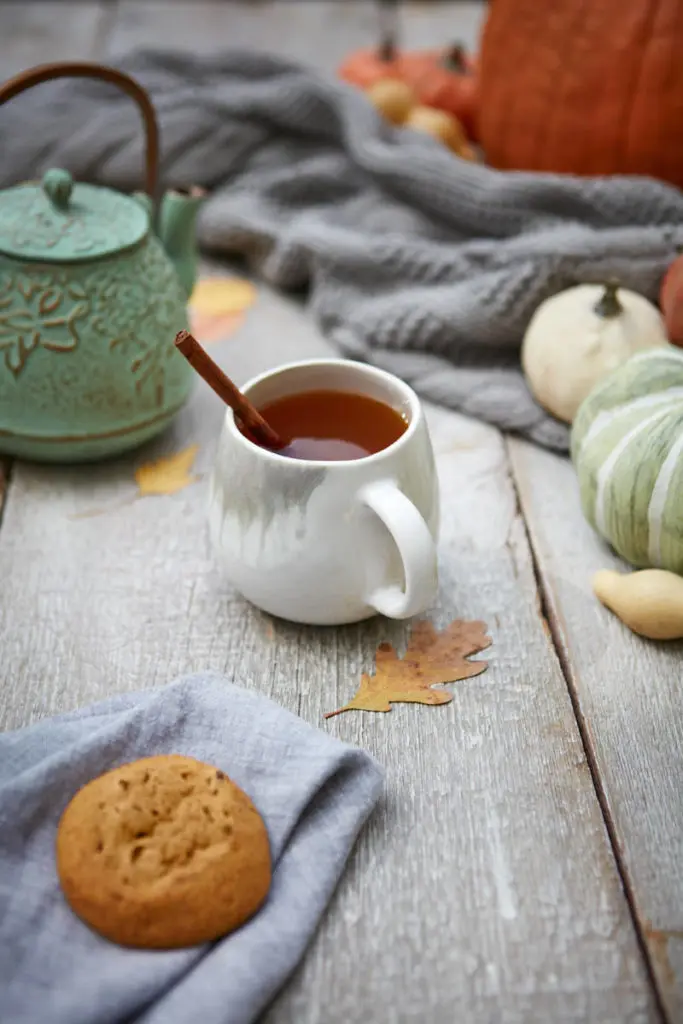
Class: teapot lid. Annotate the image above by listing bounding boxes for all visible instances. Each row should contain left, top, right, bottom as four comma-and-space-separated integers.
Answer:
0, 168, 149, 262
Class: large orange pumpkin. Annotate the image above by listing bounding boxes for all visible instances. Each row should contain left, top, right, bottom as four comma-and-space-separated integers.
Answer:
478, 0, 683, 189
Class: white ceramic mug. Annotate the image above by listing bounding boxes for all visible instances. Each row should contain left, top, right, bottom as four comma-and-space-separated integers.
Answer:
208, 359, 439, 625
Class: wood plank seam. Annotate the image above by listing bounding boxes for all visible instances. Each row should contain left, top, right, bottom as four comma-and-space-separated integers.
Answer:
0, 460, 11, 530
92, 0, 121, 60
505, 438, 670, 1024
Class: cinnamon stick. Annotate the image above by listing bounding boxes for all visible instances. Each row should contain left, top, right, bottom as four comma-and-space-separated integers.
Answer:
174, 330, 286, 450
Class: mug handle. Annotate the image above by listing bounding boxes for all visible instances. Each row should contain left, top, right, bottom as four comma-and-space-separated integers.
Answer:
359, 480, 438, 619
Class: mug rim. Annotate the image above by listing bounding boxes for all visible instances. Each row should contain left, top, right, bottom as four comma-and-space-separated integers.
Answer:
225, 358, 422, 469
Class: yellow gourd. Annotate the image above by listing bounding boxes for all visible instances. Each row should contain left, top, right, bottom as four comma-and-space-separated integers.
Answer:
366, 78, 416, 125
405, 105, 465, 154
592, 568, 683, 640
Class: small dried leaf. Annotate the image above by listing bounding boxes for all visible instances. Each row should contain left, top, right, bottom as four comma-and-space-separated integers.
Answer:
135, 445, 200, 497
189, 277, 257, 343
190, 310, 246, 343
190, 278, 257, 316
325, 618, 491, 718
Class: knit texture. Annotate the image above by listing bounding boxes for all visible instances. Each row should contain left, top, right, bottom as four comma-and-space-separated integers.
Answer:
2, 48, 683, 449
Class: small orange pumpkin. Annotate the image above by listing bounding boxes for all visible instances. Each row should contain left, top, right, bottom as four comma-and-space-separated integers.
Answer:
339, 19, 479, 142
660, 247, 683, 348
338, 39, 406, 91
401, 44, 478, 142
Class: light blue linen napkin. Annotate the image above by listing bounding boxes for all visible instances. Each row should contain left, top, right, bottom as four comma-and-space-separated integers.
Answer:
0, 674, 384, 1024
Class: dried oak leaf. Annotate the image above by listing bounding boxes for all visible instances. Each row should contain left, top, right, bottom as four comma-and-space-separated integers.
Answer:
135, 445, 200, 497
325, 619, 491, 718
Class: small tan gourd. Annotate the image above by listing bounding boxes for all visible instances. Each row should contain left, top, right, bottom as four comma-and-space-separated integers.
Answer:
405, 105, 465, 153
593, 568, 683, 640
366, 78, 416, 124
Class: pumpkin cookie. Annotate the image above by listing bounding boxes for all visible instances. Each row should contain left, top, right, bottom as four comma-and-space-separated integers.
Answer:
56, 754, 271, 949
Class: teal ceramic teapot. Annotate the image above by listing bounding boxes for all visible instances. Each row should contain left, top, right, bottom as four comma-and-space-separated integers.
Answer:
0, 62, 205, 462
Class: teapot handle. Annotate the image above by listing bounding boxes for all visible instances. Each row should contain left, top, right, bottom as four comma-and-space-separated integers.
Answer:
0, 61, 160, 216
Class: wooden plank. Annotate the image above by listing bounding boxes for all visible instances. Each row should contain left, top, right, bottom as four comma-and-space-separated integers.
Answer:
0, 460, 8, 521
0, 2, 112, 79
402, 0, 486, 50
106, 1, 485, 69
0, 274, 659, 1021
509, 437, 683, 1023
107, 0, 379, 68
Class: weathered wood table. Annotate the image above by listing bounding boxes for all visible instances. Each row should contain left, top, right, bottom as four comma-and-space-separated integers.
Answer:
0, 4, 681, 1022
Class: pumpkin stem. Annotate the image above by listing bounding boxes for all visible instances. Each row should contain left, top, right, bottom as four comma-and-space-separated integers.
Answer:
378, 36, 396, 62
378, 0, 398, 62
594, 279, 623, 318
442, 42, 468, 74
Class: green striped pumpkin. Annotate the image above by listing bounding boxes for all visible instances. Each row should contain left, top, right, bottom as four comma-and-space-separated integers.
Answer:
571, 346, 683, 574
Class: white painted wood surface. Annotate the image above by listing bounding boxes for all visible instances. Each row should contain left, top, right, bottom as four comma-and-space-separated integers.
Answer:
0, 2, 678, 1020
0, 279, 658, 1022
0, 1, 110, 78
106, 1, 486, 67
0, 460, 8, 520
509, 438, 683, 1024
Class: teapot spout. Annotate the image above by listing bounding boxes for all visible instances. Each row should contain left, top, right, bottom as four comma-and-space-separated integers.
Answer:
158, 186, 206, 298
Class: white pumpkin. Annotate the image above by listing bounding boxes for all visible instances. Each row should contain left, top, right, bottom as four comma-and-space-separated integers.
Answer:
522, 281, 668, 423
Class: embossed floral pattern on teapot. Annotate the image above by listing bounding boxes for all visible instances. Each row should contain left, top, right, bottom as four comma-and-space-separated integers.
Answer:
0, 62, 205, 462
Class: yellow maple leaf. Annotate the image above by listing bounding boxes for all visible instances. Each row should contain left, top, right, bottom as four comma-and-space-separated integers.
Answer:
189, 277, 257, 343
134, 444, 200, 497
190, 277, 256, 316
325, 619, 491, 718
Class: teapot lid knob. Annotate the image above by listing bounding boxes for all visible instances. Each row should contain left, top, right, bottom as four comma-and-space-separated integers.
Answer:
42, 168, 74, 209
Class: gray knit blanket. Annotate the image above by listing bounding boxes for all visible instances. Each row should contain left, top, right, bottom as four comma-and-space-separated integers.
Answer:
2, 49, 683, 450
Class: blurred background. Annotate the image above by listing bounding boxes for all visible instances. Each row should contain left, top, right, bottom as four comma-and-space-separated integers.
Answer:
0, 1, 485, 80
